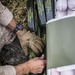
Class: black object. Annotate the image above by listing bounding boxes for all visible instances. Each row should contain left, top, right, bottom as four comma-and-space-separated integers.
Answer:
34, 1, 42, 37
43, 0, 54, 22
27, 0, 35, 32
1, 36, 27, 65
13, 23, 23, 33
51, 0, 55, 18
36, 0, 46, 26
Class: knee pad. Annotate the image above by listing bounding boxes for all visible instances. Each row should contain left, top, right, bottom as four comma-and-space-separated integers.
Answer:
68, 0, 75, 10
55, 0, 67, 11
55, 10, 67, 18
67, 9, 75, 15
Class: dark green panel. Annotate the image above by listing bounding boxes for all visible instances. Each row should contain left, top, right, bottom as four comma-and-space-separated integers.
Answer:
44, 0, 54, 22
36, 0, 46, 26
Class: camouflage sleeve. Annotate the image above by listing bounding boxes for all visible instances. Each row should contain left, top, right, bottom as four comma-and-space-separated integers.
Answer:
0, 24, 16, 50
0, 65, 16, 75
0, 2, 13, 26
0, 2, 16, 50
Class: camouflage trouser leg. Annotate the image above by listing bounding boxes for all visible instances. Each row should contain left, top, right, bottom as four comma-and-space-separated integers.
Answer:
0, 25, 27, 65
1, 36, 27, 65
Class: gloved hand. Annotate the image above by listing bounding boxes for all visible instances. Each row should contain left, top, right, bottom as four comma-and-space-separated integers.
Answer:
17, 29, 44, 56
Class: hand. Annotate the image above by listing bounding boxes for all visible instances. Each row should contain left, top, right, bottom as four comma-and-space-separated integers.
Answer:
26, 55, 46, 74
15, 55, 46, 75
17, 29, 44, 56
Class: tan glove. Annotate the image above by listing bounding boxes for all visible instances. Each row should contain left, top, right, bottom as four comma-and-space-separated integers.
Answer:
17, 29, 44, 56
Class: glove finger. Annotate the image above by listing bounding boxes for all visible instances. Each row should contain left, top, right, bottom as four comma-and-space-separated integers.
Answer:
33, 42, 43, 53
35, 35, 45, 43
34, 39, 44, 49
30, 44, 40, 54
34, 36, 42, 40
21, 45, 28, 56
32, 33, 45, 46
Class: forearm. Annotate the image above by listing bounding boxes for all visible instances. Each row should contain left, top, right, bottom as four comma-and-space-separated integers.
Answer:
0, 2, 20, 33
0, 64, 29, 75
15, 62, 29, 75
7, 18, 22, 35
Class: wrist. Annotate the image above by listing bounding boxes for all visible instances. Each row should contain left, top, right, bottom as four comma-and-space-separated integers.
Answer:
16, 30, 22, 35
7, 18, 18, 31
7, 18, 28, 35
16, 29, 28, 38
22, 62, 30, 74
15, 62, 30, 75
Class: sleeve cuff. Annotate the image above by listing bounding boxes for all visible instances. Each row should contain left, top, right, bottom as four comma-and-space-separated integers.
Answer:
0, 2, 13, 26
0, 65, 16, 75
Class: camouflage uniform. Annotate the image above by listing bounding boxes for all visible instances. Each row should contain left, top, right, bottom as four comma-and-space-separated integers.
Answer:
0, 2, 16, 51
0, 2, 25, 75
